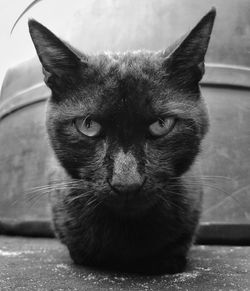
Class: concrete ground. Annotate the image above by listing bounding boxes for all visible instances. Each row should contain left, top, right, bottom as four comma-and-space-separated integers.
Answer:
0, 236, 249, 290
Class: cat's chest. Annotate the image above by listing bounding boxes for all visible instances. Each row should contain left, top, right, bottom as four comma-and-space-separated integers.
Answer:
79, 207, 183, 253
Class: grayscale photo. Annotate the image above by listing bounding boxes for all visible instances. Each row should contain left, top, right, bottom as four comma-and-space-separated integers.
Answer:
0, 0, 249, 290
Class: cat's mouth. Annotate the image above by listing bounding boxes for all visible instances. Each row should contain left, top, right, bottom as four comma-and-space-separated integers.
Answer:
104, 178, 157, 215
107, 177, 147, 196
104, 194, 154, 216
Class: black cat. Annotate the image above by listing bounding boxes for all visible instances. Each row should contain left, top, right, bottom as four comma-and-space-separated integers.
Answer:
27, 8, 216, 274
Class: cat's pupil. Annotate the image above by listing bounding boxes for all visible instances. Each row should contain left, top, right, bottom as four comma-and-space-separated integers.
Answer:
85, 118, 92, 129
158, 119, 165, 127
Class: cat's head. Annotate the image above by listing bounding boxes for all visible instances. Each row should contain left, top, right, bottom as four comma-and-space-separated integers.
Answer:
29, 9, 216, 215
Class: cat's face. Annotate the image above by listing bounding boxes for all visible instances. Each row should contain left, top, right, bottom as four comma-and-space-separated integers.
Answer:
29, 9, 215, 215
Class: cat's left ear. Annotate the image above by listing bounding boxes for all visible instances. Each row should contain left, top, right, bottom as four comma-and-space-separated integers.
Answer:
28, 19, 87, 91
164, 8, 216, 84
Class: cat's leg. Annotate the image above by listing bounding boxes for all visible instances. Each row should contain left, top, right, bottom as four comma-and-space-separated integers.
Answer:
128, 236, 192, 275
134, 253, 188, 275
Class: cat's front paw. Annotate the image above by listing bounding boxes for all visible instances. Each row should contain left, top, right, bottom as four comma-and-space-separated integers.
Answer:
132, 255, 187, 275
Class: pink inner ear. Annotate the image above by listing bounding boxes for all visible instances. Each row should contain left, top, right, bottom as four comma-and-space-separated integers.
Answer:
42, 67, 51, 83
46, 47, 60, 56
198, 62, 205, 76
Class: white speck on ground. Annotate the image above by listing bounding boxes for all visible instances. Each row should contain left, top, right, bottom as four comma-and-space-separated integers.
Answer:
55, 264, 70, 270
171, 271, 200, 283
196, 267, 211, 271
0, 249, 34, 257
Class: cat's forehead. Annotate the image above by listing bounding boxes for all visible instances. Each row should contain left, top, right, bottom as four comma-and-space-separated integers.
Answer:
79, 51, 166, 114
57, 51, 197, 121
89, 50, 163, 66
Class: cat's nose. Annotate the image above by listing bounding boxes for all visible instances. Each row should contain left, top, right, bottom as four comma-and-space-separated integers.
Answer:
109, 149, 146, 195
108, 177, 146, 195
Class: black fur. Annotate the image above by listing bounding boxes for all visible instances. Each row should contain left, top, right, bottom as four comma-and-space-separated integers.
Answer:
28, 8, 216, 274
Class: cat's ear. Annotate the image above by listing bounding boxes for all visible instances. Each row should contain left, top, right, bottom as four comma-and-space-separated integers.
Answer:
164, 8, 216, 85
28, 19, 86, 90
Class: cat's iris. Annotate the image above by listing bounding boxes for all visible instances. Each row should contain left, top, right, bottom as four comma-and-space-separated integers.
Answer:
75, 116, 101, 137
149, 118, 176, 137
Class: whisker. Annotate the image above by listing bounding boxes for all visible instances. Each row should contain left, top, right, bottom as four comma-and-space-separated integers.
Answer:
203, 184, 250, 215
21, 179, 86, 208
91, 198, 105, 212
66, 191, 94, 204
170, 175, 234, 181
168, 177, 247, 213
86, 195, 98, 208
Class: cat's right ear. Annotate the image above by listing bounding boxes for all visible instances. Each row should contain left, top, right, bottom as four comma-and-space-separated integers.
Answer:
163, 8, 216, 87
28, 19, 86, 91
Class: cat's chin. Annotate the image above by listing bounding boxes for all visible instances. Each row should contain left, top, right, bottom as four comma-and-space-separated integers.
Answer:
103, 193, 157, 216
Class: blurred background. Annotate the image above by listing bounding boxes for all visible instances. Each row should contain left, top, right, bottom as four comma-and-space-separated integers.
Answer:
0, 0, 250, 225
1, 0, 250, 86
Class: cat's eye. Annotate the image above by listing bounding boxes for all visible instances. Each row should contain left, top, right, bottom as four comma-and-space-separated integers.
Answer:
149, 117, 176, 137
75, 116, 101, 137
